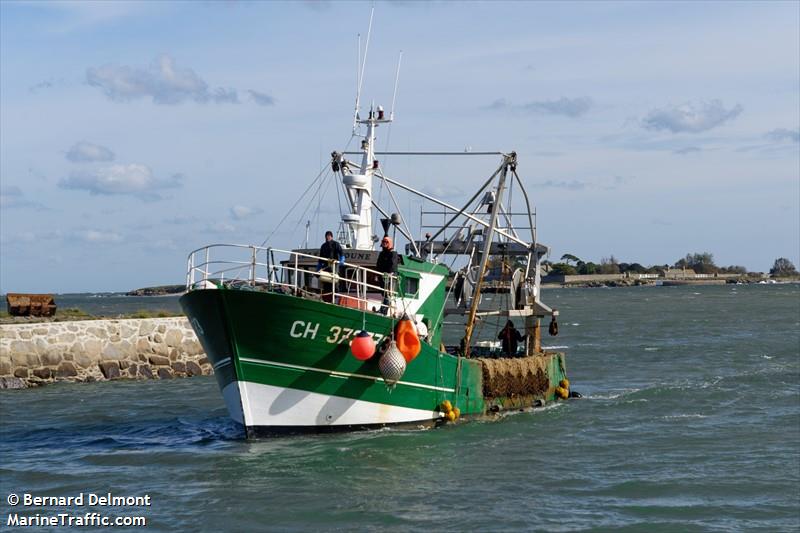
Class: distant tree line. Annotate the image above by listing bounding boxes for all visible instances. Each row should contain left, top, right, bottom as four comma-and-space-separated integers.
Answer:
544, 252, 797, 277
770, 257, 799, 277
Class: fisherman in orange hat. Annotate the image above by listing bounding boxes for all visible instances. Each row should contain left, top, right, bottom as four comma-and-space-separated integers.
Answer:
375, 236, 399, 308
376, 235, 398, 275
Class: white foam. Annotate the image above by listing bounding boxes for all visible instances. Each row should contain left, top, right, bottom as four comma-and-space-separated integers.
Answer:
493, 401, 564, 418
662, 414, 707, 420
587, 388, 641, 400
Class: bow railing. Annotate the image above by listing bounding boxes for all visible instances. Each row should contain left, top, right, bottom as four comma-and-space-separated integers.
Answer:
186, 244, 395, 309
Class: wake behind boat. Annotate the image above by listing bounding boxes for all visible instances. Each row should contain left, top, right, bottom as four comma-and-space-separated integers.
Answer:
179, 27, 572, 437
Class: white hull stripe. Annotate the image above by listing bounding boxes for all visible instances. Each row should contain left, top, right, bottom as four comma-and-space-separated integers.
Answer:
239, 356, 455, 393
237, 381, 438, 427
213, 357, 232, 371
221, 381, 245, 424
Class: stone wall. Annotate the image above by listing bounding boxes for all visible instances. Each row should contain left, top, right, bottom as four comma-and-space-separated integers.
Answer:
0, 318, 211, 389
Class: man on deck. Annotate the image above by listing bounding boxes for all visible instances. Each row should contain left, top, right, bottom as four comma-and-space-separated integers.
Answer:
375, 236, 399, 310
317, 230, 344, 302
375, 236, 399, 275
498, 320, 526, 357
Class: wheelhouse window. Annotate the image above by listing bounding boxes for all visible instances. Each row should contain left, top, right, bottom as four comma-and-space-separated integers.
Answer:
403, 273, 420, 298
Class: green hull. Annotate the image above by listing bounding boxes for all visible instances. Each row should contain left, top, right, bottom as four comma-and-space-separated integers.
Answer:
181, 288, 567, 434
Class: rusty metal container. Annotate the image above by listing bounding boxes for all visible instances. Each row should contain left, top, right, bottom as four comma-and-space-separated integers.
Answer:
6, 293, 57, 317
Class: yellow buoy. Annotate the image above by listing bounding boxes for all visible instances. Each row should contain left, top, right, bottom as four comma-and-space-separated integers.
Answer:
560, 378, 570, 389
452, 407, 461, 419
446, 410, 457, 422
441, 400, 452, 413
555, 386, 568, 399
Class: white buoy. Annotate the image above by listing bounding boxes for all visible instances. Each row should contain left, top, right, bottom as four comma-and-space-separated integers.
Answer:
379, 340, 406, 386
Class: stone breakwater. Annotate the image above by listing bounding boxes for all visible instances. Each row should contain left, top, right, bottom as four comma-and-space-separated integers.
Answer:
0, 318, 211, 389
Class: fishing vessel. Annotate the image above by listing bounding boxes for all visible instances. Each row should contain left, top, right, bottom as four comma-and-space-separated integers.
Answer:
180, 33, 570, 437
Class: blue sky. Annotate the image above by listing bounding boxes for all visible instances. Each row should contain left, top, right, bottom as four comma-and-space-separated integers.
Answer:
1, 0, 798, 293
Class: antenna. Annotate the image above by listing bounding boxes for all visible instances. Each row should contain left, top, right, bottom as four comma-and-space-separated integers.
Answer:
353, 34, 361, 132
390, 50, 402, 121
352, 7, 374, 132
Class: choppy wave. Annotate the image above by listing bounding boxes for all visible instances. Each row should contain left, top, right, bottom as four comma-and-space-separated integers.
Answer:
2, 284, 798, 531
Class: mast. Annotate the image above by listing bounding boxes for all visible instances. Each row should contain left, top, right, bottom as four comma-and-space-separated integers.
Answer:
340, 106, 391, 250
462, 153, 513, 357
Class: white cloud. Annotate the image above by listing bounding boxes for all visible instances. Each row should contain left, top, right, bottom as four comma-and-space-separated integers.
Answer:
765, 128, 799, 143
248, 90, 275, 106
0, 185, 23, 208
421, 185, 466, 200
303, 0, 331, 11
486, 97, 594, 118
76, 230, 123, 243
204, 222, 236, 233
522, 97, 594, 118
143, 239, 178, 252
59, 164, 183, 200
486, 98, 509, 110
213, 88, 240, 104
28, 79, 57, 93
642, 100, 743, 133
537, 179, 587, 190
0, 185, 46, 210
162, 216, 199, 225
673, 146, 702, 155
66, 141, 115, 162
230, 205, 264, 220
86, 55, 240, 105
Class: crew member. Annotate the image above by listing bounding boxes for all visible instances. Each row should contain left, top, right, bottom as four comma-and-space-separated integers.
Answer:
498, 320, 525, 356
375, 236, 399, 308
317, 231, 344, 302
376, 236, 398, 274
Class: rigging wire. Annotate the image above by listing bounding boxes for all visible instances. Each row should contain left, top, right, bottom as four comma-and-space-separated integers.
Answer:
293, 168, 332, 242
335, 168, 344, 230
259, 162, 330, 249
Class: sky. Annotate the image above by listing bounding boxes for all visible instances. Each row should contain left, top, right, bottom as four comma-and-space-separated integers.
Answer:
1, 0, 798, 293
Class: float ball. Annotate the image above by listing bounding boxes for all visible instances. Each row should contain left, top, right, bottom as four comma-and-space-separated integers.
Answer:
350, 331, 376, 360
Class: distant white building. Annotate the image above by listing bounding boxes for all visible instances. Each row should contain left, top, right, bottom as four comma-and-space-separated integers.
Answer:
661, 268, 697, 279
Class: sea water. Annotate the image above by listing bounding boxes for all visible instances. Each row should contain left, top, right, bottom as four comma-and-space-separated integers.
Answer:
1, 284, 798, 531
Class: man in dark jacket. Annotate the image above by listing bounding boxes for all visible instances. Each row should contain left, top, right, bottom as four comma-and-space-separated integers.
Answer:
498, 320, 525, 356
317, 231, 344, 271
317, 231, 344, 302
375, 236, 398, 306
375, 236, 398, 274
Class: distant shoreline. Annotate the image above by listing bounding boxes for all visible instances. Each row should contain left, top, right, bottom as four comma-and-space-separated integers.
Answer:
125, 285, 185, 297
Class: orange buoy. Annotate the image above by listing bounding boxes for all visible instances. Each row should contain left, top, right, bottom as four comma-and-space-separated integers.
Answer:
350, 330, 376, 360
395, 316, 421, 362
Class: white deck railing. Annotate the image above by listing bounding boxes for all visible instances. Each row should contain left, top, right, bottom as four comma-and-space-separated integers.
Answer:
186, 244, 395, 308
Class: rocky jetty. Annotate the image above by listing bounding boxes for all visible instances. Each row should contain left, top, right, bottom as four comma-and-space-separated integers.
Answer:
0, 317, 211, 389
